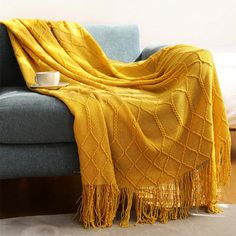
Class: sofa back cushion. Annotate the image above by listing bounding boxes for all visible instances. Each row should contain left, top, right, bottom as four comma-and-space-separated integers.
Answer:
0, 25, 25, 86
84, 25, 140, 62
0, 24, 140, 86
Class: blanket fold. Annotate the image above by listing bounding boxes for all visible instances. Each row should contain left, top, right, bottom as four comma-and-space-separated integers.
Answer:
2, 19, 231, 228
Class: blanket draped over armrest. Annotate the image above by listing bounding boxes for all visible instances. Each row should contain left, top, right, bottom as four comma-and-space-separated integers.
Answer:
2, 19, 231, 228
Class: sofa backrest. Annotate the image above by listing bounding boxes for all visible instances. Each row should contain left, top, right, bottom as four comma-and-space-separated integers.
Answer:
0, 24, 140, 86
85, 25, 140, 62
0, 25, 25, 86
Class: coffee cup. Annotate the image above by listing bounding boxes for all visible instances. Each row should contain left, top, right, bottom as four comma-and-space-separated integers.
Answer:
35, 71, 60, 86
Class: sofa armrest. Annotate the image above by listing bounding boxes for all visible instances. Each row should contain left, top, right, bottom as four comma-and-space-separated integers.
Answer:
138, 44, 168, 61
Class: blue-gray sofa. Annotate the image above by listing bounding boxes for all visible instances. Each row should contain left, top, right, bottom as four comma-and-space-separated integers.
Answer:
0, 23, 165, 180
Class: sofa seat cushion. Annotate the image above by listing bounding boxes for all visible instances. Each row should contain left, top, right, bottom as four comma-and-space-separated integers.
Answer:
0, 143, 79, 179
0, 87, 75, 144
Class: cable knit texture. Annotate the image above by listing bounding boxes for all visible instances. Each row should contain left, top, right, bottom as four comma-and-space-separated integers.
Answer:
2, 19, 231, 228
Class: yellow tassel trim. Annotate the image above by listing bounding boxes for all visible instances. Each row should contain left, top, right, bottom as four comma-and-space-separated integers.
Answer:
76, 161, 228, 228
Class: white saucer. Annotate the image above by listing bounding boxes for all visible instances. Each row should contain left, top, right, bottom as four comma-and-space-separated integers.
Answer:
30, 82, 69, 89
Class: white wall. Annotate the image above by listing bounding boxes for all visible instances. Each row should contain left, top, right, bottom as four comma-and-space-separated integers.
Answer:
0, 0, 236, 51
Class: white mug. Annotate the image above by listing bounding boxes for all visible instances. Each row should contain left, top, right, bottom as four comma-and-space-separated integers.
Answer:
35, 71, 60, 86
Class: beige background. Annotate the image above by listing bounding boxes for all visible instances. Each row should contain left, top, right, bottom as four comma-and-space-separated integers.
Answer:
0, 0, 236, 50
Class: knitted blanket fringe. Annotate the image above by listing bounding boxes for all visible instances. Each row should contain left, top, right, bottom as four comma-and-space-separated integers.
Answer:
77, 156, 229, 228
1, 19, 231, 228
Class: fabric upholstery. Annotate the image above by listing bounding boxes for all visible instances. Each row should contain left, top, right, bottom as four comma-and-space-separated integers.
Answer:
84, 24, 140, 62
0, 25, 25, 86
0, 87, 74, 144
0, 143, 79, 179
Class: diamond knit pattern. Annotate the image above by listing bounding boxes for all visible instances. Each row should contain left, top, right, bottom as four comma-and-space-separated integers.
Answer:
2, 19, 231, 227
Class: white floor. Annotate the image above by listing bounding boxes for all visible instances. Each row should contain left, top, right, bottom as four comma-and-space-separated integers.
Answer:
0, 204, 235, 236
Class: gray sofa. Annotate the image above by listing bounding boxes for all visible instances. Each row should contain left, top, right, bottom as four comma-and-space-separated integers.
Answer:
0, 24, 165, 179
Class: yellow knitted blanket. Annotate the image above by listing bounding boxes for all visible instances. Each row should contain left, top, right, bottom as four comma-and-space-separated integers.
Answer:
2, 19, 231, 228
